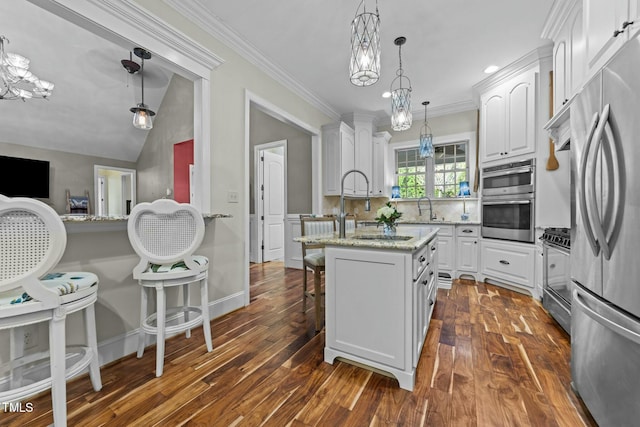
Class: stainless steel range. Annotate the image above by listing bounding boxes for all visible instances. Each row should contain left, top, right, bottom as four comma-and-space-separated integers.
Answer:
540, 227, 571, 334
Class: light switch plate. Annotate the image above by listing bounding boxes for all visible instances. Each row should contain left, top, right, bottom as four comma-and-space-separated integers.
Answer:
227, 191, 239, 203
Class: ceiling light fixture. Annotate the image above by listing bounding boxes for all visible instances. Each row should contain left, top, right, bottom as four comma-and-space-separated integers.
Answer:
484, 65, 499, 74
0, 35, 54, 101
349, 0, 380, 87
128, 47, 155, 130
390, 36, 412, 131
419, 101, 434, 158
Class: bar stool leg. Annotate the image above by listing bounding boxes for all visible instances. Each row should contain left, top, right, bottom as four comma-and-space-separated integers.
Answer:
314, 269, 322, 332
155, 283, 166, 377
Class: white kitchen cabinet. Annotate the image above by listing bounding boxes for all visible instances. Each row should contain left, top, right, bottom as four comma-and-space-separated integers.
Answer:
481, 239, 536, 290
551, 0, 584, 113
584, 0, 640, 74
480, 69, 537, 164
436, 225, 455, 284
324, 232, 438, 391
456, 225, 480, 279
372, 131, 391, 196
322, 122, 355, 196
353, 118, 373, 196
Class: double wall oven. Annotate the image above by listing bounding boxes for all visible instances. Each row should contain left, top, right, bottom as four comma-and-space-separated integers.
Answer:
481, 159, 535, 243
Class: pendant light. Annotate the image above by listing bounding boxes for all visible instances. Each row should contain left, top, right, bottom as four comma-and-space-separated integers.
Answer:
419, 101, 434, 158
349, 0, 380, 86
390, 37, 412, 131
129, 47, 155, 130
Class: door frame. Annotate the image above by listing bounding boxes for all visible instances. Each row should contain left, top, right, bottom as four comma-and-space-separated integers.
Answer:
254, 140, 287, 264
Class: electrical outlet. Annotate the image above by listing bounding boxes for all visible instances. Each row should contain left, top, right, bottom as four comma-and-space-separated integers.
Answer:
24, 327, 38, 350
227, 191, 239, 203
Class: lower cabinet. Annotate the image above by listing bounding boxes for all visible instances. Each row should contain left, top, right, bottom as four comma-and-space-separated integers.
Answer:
481, 239, 536, 290
455, 225, 480, 280
324, 235, 438, 391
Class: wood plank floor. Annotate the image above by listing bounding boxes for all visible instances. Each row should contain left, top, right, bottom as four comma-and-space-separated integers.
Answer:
2, 262, 597, 426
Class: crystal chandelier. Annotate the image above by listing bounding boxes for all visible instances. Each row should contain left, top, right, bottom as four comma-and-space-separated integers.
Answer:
349, 0, 380, 87
129, 48, 155, 130
419, 101, 434, 158
0, 36, 54, 101
390, 37, 412, 131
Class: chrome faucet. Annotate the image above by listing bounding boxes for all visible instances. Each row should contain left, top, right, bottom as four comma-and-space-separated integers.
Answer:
417, 196, 436, 220
339, 169, 371, 238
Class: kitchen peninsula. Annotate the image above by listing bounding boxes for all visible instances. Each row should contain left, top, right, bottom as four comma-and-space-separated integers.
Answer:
296, 225, 438, 391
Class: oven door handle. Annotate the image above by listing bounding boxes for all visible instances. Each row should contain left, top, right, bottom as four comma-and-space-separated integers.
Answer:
482, 166, 533, 178
482, 200, 531, 206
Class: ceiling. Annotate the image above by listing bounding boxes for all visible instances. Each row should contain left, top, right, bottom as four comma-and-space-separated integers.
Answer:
0, 1, 172, 162
181, 0, 555, 120
1, 0, 555, 162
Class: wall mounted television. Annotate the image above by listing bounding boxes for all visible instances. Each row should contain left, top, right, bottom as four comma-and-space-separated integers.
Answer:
0, 155, 50, 198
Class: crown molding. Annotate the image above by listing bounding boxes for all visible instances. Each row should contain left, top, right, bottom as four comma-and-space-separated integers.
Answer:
163, 0, 341, 121
540, 0, 581, 41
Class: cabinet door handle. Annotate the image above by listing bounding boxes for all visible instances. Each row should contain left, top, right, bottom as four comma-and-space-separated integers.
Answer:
419, 255, 426, 262
499, 260, 510, 265
474, 241, 477, 244
422, 279, 428, 285
429, 299, 434, 306
462, 229, 473, 233
623, 20, 634, 30
431, 246, 436, 251
429, 271, 434, 276
614, 29, 624, 37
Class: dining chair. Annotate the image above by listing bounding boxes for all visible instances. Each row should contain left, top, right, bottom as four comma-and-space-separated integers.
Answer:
0, 195, 102, 427
127, 199, 213, 377
299, 215, 336, 331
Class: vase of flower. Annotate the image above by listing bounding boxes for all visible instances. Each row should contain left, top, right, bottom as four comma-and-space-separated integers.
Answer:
375, 202, 402, 237
383, 223, 397, 237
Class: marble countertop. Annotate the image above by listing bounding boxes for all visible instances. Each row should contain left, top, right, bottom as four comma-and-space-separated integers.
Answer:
295, 225, 439, 252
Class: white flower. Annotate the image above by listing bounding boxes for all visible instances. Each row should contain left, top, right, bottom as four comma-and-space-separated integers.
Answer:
377, 206, 395, 219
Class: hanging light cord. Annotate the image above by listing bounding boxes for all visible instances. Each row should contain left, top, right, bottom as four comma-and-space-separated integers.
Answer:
140, 57, 145, 106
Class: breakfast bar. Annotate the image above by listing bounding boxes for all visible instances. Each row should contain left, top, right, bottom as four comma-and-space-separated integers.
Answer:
296, 225, 439, 391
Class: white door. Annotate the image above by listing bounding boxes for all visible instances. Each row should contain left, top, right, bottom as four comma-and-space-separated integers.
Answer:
262, 150, 285, 261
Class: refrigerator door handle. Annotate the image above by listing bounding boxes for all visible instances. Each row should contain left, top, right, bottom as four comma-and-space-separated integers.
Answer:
580, 112, 601, 256
602, 115, 622, 260
589, 104, 612, 260
574, 289, 640, 345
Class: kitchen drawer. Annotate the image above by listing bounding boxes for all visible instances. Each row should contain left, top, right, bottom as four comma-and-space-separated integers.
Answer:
436, 225, 454, 237
413, 244, 430, 280
481, 240, 535, 288
456, 225, 479, 237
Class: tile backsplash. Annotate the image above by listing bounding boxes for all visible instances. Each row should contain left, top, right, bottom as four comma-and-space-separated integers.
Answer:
323, 197, 480, 222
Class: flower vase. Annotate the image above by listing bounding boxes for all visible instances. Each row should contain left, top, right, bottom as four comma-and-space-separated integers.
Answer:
383, 223, 396, 237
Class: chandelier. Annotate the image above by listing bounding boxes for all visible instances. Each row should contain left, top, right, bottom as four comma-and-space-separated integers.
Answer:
0, 36, 54, 101
128, 47, 155, 130
349, 0, 380, 86
419, 101, 434, 158
390, 36, 412, 131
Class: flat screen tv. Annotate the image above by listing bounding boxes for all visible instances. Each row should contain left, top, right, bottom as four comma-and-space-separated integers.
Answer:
0, 155, 50, 198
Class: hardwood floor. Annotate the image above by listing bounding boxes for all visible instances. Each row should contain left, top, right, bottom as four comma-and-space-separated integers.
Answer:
2, 262, 597, 426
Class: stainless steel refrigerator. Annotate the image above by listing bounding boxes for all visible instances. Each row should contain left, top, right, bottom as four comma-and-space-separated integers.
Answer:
570, 33, 640, 426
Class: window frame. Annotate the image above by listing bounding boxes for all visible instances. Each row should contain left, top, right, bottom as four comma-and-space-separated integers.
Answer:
390, 132, 476, 200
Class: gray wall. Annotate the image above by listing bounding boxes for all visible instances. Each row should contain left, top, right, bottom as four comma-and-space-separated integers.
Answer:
0, 142, 136, 214
249, 106, 312, 214
137, 74, 194, 203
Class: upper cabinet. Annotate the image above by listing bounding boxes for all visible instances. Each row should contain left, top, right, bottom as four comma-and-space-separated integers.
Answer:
551, 1, 584, 114
322, 114, 389, 197
322, 122, 355, 196
585, 0, 640, 74
479, 68, 538, 164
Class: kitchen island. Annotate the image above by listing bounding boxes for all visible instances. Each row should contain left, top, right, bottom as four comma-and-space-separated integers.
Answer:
296, 225, 438, 391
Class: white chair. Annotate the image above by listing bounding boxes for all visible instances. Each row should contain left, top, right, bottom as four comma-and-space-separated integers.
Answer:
300, 215, 336, 331
127, 199, 213, 377
0, 195, 102, 427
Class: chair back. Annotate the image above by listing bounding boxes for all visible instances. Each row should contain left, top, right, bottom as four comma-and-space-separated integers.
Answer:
299, 215, 335, 258
127, 199, 205, 275
0, 195, 66, 305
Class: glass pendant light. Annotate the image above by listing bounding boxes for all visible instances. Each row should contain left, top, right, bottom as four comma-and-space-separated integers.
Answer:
350, 0, 380, 87
390, 37, 412, 131
129, 47, 155, 130
419, 101, 434, 158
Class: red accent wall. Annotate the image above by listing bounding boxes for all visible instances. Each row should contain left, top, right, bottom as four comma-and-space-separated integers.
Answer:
173, 139, 194, 203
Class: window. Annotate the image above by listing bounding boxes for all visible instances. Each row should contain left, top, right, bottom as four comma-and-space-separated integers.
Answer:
395, 141, 468, 199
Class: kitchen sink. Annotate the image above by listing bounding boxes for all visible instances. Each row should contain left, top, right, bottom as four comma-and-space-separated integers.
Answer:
350, 234, 413, 241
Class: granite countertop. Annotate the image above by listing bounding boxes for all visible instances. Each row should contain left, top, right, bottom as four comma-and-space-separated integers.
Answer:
60, 213, 231, 222
295, 225, 439, 251
359, 219, 481, 226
